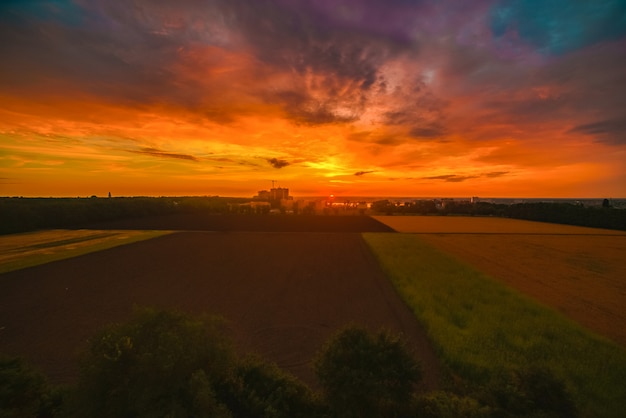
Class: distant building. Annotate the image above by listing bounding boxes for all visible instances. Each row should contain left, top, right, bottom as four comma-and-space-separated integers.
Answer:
270, 187, 290, 201
256, 190, 270, 200
253, 185, 293, 209
254, 187, 290, 201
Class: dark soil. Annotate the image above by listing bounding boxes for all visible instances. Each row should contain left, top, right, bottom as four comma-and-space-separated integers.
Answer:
0, 227, 440, 390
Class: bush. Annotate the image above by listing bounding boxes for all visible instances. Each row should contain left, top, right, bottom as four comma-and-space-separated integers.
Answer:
480, 366, 577, 418
0, 355, 65, 417
314, 326, 421, 418
219, 356, 322, 418
66, 308, 322, 417
414, 391, 491, 418
68, 308, 234, 417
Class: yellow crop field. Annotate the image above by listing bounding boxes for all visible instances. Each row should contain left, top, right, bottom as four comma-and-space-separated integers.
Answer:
374, 215, 626, 347
0, 229, 171, 273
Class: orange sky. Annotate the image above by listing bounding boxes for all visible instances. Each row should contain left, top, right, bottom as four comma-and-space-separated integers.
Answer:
1, 0, 625, 198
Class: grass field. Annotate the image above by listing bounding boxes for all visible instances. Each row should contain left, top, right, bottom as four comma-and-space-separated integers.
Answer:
0, 229, 171, 274
364, 232, 626, 418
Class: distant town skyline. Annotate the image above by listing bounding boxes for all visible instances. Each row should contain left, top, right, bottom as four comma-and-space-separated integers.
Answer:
1, 1, 625, 198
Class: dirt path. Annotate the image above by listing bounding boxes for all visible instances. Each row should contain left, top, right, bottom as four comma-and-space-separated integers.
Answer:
0, 231, 440, 390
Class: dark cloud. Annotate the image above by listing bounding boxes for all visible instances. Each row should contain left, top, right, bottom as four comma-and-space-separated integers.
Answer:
424, 171, 511, 182
484, 171, 509, 178
569, 118, 626, 145
384, 86, 449, 140
267, 158, 290, 169
271, 91, 360, 125
213, 0, 422, 125
0, 0, 429, 127
423, 174, 479, 182
443, 35, 626, 143
2, 0, 625, 158
0, 0, 266, 121
217, 0, 411, 82
354, 170, 376, 176
0, 2, 189, 107
132, 147, 199, 161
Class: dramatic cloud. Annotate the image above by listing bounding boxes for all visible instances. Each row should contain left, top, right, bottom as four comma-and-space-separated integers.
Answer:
1, 0, 624, 197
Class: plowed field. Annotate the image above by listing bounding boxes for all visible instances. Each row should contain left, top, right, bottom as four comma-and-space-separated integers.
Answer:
0, 230, 440, 390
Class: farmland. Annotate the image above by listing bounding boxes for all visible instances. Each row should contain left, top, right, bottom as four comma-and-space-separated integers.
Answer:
2, 213, 626, 416
373, 216, 626, 346
364, 232, 626, 417
367, 216, 626, 417
0, 215, 438, 391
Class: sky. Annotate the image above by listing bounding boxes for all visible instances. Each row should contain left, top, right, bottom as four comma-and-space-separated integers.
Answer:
1, 0, 625, 198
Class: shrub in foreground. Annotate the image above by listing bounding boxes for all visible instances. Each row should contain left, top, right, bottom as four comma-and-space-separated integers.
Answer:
414, 391, 491, 418
68, 309, 235, 417
219, 356, 323, 418
479, 366, 577, 418
0, 355, 65, 418
65, 308, 321, 418
3, 308, 581, 417
314, 326, 422, 418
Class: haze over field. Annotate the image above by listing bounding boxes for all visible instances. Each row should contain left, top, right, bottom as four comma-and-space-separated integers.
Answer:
1, 0, 625, 198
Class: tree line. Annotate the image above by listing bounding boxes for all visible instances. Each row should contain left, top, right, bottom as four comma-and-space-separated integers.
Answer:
0, 197, 247, 235
3, 196, 623, 235
371, 200, 626, 231
2, 308, 577, 417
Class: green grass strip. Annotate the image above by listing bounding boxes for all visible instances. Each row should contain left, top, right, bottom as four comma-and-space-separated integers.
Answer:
363, 232, 626, 418
0, 231, 172, 274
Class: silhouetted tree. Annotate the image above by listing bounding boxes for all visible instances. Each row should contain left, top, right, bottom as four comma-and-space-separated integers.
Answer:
219, 356, 322, 418
66, 308, 322, 418
0, 355, 65, 417
414, 391, 490, 418
69, 309, 234, 417
479, 366, 577, 418
314, 326, 421, 418
371, 200, 395, 215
